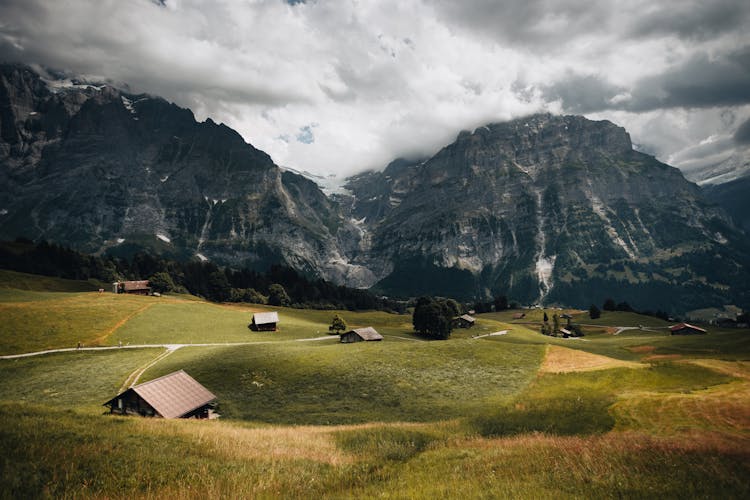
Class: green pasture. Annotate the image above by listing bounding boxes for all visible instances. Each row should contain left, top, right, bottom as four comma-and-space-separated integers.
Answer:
0, 348, 163, 411
141, 339, 545, 424
110, 302, 417, 345
0, 270, 749, 498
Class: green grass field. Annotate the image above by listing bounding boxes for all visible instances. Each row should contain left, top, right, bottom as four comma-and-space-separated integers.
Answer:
0, 271, 748, 497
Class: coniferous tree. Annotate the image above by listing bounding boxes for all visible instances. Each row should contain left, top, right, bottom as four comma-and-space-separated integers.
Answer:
329, 314, 347, 334
589, 304, 601, 319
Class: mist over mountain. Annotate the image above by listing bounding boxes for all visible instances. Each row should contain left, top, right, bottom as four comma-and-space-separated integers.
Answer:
1, 64, 748, 313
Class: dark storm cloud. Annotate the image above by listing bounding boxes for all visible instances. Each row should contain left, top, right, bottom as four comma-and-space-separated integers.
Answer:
735, 118, 750, 145
627, 0, 750, 41
430, 0, 612, 49
541, 74, 624, 113
625, 47, 750, 111
545, 47, 750, 114
430, 0, 750, 50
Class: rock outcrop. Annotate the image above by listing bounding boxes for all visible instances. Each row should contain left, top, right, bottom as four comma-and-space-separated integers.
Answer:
0, 64, 374, 286
342, 114, 750, 311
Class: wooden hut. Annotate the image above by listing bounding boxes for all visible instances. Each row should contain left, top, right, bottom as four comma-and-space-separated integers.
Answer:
250, 312, 279, 331
340, 327, 383, 343
669, 322, 707, 335
103, 370, 217, 419
454, 314, 476, 328
113, 280, 151, 295
512, 312, 526, 319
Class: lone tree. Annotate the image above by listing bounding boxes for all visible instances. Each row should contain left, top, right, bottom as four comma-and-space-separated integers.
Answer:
413, 297, 453, 340
329, 314, 347, 335
552, 313, 560, 335
148, 272, 176, 294
268, 283, 291, 306
589, 304, 601, 319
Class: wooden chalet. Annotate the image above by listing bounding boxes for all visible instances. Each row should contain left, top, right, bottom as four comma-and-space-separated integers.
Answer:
113, 280, 151, 295
104, 370, 217, 419
669, 322, 707, 335
454, 314, 476, 328
250, 311, 279, 331
512, 312, 526, 319
340, 327, 383, 343
559, 327, 572, 337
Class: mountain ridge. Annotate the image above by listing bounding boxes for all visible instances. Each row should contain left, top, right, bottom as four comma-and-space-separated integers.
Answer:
2, 64, 748, 313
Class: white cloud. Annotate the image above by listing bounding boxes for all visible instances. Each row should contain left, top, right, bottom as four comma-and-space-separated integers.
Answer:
1, 0, 749, 180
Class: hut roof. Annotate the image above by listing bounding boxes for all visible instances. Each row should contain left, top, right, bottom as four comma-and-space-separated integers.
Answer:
347, 327, 383, 341
559, 328, 572, 335
459, 314, 476, 323
512, 312, 526, 319
116, 370, 216, 419
253, 312, 279, 325
123, 280, 150, 291
669, 322, 707, 333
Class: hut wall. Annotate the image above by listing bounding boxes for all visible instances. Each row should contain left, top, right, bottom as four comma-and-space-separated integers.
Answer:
340, 332, 363, 343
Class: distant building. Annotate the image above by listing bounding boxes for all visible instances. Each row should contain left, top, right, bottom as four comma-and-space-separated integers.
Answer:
104, 370, 217, 419
250, 312, 279, 331
340, 327, 383, 343
669, 322, 707, 335
714, 317, 738, 328
453, 314, 476, 328
559, 327, 572, 337
512, 312, 526, 319
113, 280, 151, 295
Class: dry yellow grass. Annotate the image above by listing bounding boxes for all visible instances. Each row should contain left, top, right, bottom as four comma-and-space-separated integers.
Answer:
613, 360, 750, 442
540, 345, 643, 373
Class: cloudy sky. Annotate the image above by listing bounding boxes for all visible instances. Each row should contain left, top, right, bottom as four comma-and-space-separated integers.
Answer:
1, 0, 749, 181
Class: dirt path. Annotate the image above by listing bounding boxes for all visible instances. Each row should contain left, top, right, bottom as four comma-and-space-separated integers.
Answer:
473, 330, 509, 339
119, 347, 177, 392
0, 335, 343, 360
90, 302, 154, 346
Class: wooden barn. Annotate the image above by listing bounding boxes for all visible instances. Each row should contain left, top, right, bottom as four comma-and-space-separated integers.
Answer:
340, 327, 383, 343
250, 312, 279, 331
512, 312, 526, 319
113, 280, 151, 295
103, 370, 217, 419
669, 322, 707, 335
454, 314, 476, 328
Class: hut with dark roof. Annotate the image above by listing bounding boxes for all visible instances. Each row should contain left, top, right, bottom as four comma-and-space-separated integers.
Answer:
104, 370, 217, 419
453, 314, 476, 328
669, 323, 707, 335
340, 327, 383, 343
250, 311, 279, 331
113, 280, 151, 295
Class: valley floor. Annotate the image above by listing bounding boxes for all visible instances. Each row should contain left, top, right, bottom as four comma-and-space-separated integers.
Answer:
0, 271, 748, 498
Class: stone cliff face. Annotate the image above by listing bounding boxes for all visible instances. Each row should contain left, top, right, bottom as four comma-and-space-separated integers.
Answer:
343, 114, 750, 311
0, 64, 374, 286
2, 65, 747, 312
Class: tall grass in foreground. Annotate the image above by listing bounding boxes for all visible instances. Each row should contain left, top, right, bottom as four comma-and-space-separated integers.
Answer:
1, 404, 747, 499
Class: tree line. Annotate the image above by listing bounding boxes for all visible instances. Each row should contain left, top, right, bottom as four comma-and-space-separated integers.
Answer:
0, 238, 406, 312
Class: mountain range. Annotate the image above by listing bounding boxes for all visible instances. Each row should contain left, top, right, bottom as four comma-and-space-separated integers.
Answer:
1, 64, 748, 313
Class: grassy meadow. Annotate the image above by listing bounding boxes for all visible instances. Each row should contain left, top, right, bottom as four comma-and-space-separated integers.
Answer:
0, 270, 749, 497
